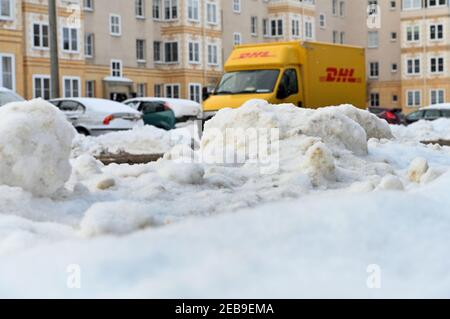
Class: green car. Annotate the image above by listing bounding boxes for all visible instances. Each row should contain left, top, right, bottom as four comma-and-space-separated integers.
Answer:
126, 100, 176, 130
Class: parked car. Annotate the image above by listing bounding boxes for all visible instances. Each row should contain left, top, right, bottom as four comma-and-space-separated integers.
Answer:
124, 97, 201, 124
369, 107, 404, 125
129, 99, 176, 130
50, 98, 143, 136
0, 87, 25, 106
404, 104, 450, 125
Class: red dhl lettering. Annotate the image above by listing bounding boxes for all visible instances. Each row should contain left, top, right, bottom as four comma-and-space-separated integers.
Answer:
233, 51, 275, 59
319, 67, 362, 83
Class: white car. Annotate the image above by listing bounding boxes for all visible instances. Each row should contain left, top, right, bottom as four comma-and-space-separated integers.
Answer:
0, 87, 25, 106
50, 98, 143, 136
124, 97, 202, 123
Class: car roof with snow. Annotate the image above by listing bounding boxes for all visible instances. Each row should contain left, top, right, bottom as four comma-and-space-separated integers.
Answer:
51, 98, 140, 114
420, 103, 450, 110
125, 97, 200, 107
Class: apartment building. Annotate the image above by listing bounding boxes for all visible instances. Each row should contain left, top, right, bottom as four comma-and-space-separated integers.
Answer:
1, 0, 448, 112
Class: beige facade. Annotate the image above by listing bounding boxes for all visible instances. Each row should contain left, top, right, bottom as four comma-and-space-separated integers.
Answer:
2, 0, 450, 112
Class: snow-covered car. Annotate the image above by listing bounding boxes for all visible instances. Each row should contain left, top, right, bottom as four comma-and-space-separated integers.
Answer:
50, 98, 143, 136
0, 87, 25, 106
404, 104, 450, 125
123, 97, 202, 123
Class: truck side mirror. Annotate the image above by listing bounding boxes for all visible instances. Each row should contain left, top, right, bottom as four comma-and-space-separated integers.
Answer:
277, 83, 289, 100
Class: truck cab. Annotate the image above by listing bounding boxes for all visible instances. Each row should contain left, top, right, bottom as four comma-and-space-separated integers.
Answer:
202, 41, 366, 120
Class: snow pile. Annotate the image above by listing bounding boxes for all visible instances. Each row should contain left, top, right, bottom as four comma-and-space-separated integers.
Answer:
72, 125, 193, 157
80, 201, 167, 237
391, 118, 450, 142
0, 99, 75, 196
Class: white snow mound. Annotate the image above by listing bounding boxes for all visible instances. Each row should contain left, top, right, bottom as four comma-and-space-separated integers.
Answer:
0, 99, 75, 196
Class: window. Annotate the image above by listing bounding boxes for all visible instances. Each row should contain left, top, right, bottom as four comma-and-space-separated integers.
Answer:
164, 42, 178, 63
85, 33, 94, 58
429, 24, 444, 40
332, 0, 338, 15
270, 19, 283, 37
339, 1, 345, 16
86, 80, 95, 97
0, 54, 14, 90
391, 63, 398, 72
406, 58, 421, 75
188, 41, 200, 64
292, 19, 300, 38
137, 83, 147, 97
305, 21, 313, 39
233, 0, 241, 13
319, 13, 326, 28
279, 69, 299, 98
392, 94, 398, 103
368, 31, 379, 48
0, 0, 13, 19
430, 56, 444, 73
110, 14, 121, 36
206, 2, 217, 24
233, 32, 241, 45
153, 41, 162, 62
251, 16, 258, 36
63, 77, 80, 98
407, 90, 421, 107
428, 0, 447, 8
62, 27, 79, 52
136, 39, 146, 62
403, 0, 422, 10
406, 25, 420, 42
369, 62, 379, 78
340, 31, 345, 44
262, 19, 269, 37
154, 84, 163, 97
33, 75, 51, 99
370, 93, 380, 107
135, 0, 145, 18
189, 83, 201, 103
332, 30, 338, 43
391, 32, 397, 41
187, 0, 199, 21
430, 89, 445, 105
165, 84, 180, 98
111, 60, 122, 77
153, 0, 161, 19
207, 44, 218, 65
390, 1, 396, 9
33, 23, 49, 49
164, 0, 178, 20
83, 0, 94, 11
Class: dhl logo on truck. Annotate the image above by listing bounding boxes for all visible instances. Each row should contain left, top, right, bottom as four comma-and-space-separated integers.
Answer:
233, 51, 275, 59
319, 67, 362, 83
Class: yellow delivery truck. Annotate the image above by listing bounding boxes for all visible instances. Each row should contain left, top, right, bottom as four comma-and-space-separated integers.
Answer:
202, 41, 366, 120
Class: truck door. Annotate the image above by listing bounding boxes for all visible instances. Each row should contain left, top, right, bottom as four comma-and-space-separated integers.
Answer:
276, 68, 303, 107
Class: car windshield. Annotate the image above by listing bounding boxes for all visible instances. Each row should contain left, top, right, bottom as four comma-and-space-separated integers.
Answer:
215, 70, 280, 95
0, 91, 24, 106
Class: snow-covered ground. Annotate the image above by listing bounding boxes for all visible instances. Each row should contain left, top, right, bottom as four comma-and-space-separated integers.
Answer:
1, 99, 450, 298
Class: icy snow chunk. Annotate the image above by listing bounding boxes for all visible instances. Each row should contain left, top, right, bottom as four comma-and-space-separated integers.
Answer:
157, 160, 205, 185
333, 104, 393, 140
0, 99, 75, 197
408, 157, 429, 183
71, 154, 103, 180
376, 175, 404, 191
300, 142, 336, 187
420, 168, 443, 185
96, 177, 116, 190
80, 201, 166, 237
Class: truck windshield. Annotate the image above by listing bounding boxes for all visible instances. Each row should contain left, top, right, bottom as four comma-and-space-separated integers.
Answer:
215, 70, 280, 95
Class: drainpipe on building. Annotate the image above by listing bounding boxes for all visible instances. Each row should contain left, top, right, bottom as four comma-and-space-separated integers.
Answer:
49, 0, 60, 98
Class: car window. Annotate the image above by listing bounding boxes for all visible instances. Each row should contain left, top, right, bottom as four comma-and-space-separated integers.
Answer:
140, 101, 165, 113
424, 109, 440, 120
406, 111, 424, 121
125, 101, 140, 110
441, 110, 450, 118
279, 69, 299, 96
58, 101, 84, 112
